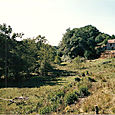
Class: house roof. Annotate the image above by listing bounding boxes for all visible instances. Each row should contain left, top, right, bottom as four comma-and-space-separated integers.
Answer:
108, 39, 115, 43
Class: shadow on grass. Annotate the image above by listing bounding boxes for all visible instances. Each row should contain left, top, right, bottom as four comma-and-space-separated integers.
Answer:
0, 69, 75, 88
53, 69, 78, 77
0, 76, 65, 88
60, 63, 67, 66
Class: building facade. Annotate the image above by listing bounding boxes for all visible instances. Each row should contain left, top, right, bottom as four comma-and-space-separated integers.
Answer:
107, 39, 115, 50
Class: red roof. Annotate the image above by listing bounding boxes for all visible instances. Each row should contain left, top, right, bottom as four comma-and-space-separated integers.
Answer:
108, 39, 115, 43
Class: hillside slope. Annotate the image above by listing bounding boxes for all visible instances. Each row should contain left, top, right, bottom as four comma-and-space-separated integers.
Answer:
0, 58, 115, 114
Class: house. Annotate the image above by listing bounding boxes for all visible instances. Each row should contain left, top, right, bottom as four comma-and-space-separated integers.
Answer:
100, 39, 115, 58
107, 39, 115, 50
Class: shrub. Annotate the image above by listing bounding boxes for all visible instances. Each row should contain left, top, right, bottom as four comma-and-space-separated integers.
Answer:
50, 90, 64, 104
38, 104, 58, 114
55, 90, 65, 98
64, 92, 78, 105
81, 72, 85, 77
88, 77, 96, 82
86, 71, 89, 75
79, 86, 90, 97
50, 96, 57, 102
36, 100, 43, 108
75, 77, 81, 82
39, 106, 51, 114
51, 104, 58, 112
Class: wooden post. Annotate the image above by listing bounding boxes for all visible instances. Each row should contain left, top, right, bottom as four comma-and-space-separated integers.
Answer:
95, 105, 99, 114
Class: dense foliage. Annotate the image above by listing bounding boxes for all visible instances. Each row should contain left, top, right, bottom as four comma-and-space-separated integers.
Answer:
59, 25, 113, 59
0, 24, 114, 84
0, 24, 56, 82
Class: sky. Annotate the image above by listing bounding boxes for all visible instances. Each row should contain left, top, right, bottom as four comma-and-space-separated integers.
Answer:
0, 0, 115, 46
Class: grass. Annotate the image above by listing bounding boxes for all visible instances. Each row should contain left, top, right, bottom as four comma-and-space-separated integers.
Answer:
0, 58, 115, 114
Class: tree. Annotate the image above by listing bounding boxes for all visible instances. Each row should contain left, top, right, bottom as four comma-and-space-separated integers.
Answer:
84, 50, 92, 59
59, 25, 112, 60
39, 58, 53, 76
0, 24, 24, 81
0, 24, 57, 83
33, 35, 55, 76
54, 55, 61, 65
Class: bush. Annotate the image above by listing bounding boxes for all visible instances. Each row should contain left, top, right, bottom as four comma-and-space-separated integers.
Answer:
81, 72, 85, 77
86, 71, 89, 75
88, 77, 96, 82
79, 86, 90, 97
38, 104, 58, 114
56, 90, 65, 97
50, 90, 64, 104
64, 92, 78, 105
39, 106, 51, 114
51, 104, 58, 112
75, 77, 81, 82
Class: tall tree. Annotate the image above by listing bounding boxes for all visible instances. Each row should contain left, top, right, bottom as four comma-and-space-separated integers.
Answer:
59, 25, 112, 59
0, 24, 24, 81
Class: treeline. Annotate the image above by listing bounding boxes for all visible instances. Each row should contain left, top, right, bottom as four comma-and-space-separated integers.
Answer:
0, 24, 114, 83
58, 25, 115, 60
0, 24, 58, 82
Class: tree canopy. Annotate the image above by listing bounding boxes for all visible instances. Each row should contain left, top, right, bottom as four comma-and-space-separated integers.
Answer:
0, 24, 114, 85
0, 24, 56, 82
59, 25, 112, 59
